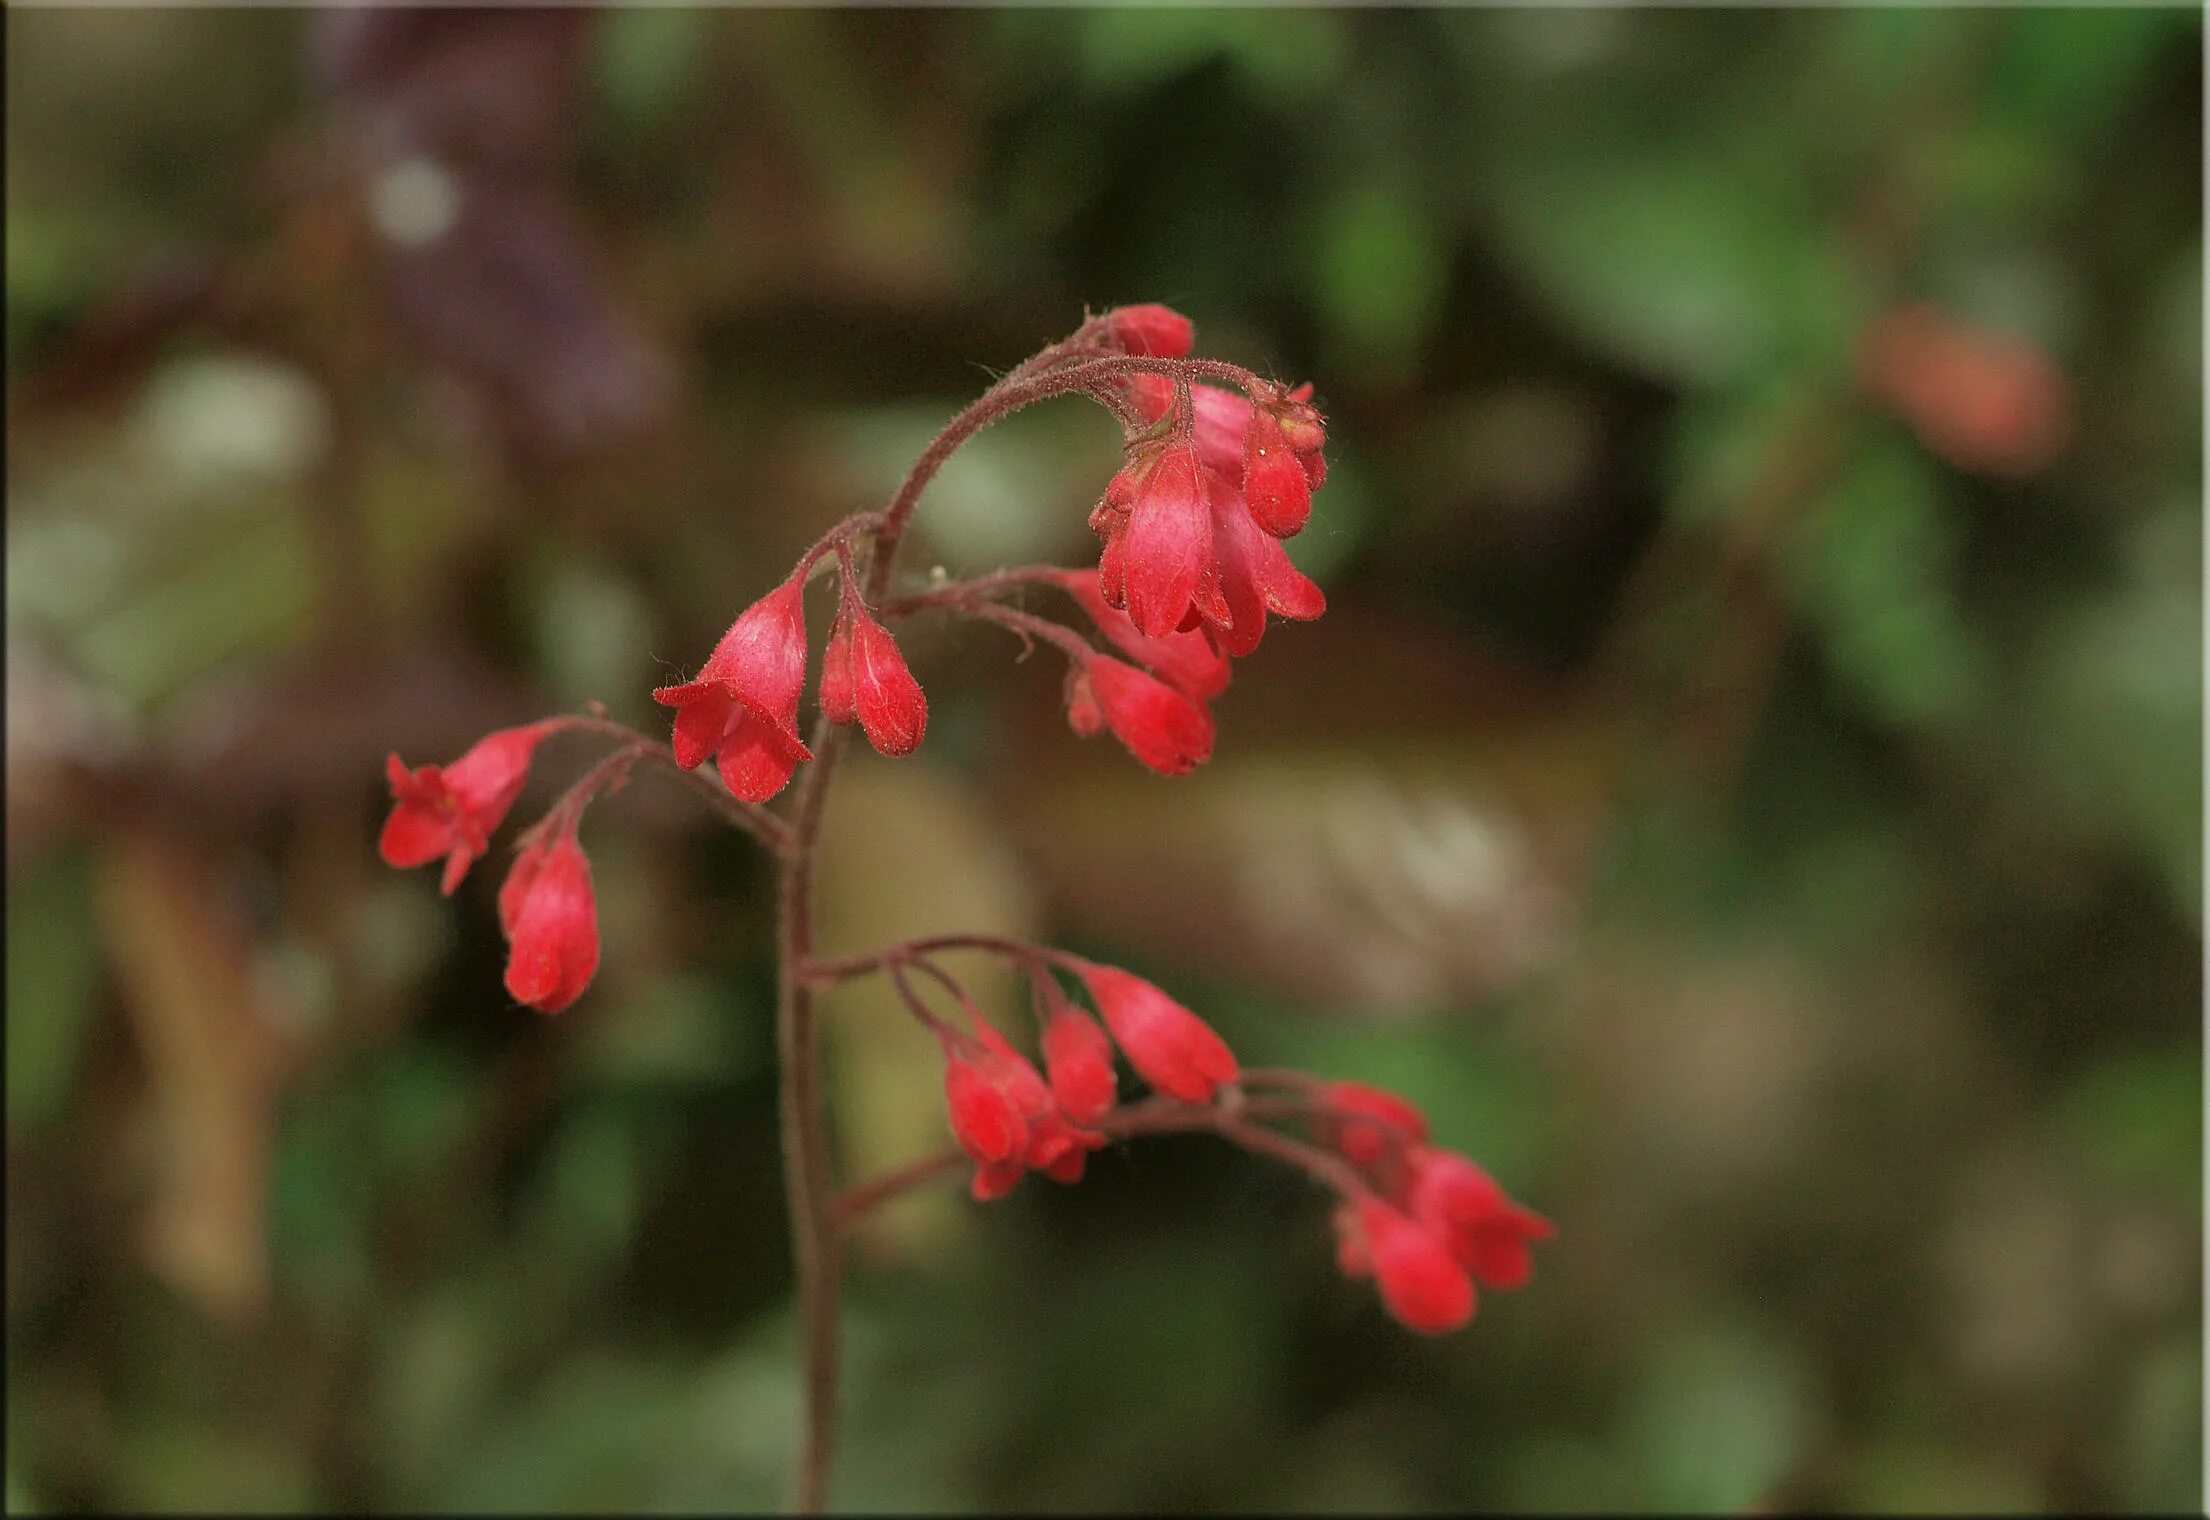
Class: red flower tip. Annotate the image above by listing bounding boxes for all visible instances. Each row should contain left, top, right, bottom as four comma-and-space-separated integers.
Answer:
379, 721, 558, 895
1321, 1081, 1430, 1170
1242, 408, 1313, 538
843, 604, 927, 756
1354, 1196, 1476, 1335
818, 612, 857, 726
652, 575, 814, 802
1107, 303, 1194, 358
1082, 655, 1216, 776
1078, 962, 1238, 1103
1041, 1000, 1119, 1124
970, 1158, 1026, 1202
1406, 1146, 1552, 1290
498, 829, 599, 1015
1052, 570, 1230, 702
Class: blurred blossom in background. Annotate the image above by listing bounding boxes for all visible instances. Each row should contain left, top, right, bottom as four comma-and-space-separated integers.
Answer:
5, 7, 2201, 1513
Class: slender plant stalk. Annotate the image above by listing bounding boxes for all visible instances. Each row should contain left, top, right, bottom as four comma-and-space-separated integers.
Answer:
772, 339, 1276, 1510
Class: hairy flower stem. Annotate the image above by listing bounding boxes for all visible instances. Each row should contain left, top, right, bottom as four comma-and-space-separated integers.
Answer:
772, 336, 1273, 1512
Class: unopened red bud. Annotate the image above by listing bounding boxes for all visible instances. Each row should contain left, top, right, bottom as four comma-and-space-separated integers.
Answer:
844, 605, 927, 756
499, 830, 600, 1015
1078, 962, 1238, 1102
1108, 303, 1195, 358
1242, 409, 1313, 538
1042, 1001, 1118, 1124
944, 1052, 1027, 1165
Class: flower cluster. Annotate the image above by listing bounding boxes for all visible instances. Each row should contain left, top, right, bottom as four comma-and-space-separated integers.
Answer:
1315, 1080, 1553, 1333
377, 305, 1546, 1365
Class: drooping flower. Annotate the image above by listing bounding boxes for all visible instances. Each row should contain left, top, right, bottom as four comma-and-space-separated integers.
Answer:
497, 827, 599, 1015
1078, 655, 1216, 776
1040, 995, 1119, 1125
944, 1048, 1029, 1165
380, 720, 559, 894
1114, 441, 1224, 639
829, 600, 928, 756
652, 573, 813, 802
1106, 303, 1195, 358
1050, 569, 1230, 702
1352, 1196, 1476, 1334
1205, 471, 1326, 658
1320, 1081, 1430, 1171
1405, 1146, 1553, 1290
1077, 962, 1238, 1103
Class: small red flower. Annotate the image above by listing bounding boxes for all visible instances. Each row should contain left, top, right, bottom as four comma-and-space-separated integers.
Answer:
831, 601, 928, 756
1114, 441, 1224, 639
1051, 569, 1230, 702
944, 1050, 1028, 1165
1405, 1146, 1553, 1290
1321, 1081, 1430, 1171
942, 1021, 1053, 1168
1205, 471, 1326, 659
497, 828, 599, 1014
1107, 303, 1194, 358
1041, 998, 1119, 1124
1242, 406, 1313, 538
652, 574, 814, 802
1354, 1196, 1475, 1334
1080, 655, 1216, 776
380, 721, 558, 894
1078, 962, 1238, 1103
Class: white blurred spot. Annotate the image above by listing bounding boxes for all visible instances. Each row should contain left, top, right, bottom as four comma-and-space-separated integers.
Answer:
370, 156, 461, 248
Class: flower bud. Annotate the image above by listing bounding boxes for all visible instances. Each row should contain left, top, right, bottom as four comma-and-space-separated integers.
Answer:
1078, 963, 1238, 1103
1355, 1197, 1475, 1334
1041, 999, 1119, 1124
1107, 303, 1194, 357
845, 604, 927, 756
944, 1050, 1027, 1165
1242, 408, 1313, 538
498, 830, 600, 1014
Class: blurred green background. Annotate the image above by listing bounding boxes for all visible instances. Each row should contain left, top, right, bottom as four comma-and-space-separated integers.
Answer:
6, 7, 2202, 1513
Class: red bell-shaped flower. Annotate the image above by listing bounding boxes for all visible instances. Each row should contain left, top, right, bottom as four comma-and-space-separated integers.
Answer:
652, 574, 814, 802
1406, 1146, 1553, 1290
380, 720, 558, 894
1114, 440, 1224, 639
1080, 655, 1216, 776
1052, 570, 1230, 702
1354, 1196, 1475, 1335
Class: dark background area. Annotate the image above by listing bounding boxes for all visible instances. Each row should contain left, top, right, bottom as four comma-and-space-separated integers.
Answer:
6, 7, 2202, 1512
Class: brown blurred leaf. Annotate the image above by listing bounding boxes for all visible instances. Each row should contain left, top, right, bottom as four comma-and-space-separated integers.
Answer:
96, 823, 293, 1325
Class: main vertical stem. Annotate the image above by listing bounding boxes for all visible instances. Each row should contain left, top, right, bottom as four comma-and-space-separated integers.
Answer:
771, 341, 1217, 1511
777, 713, 847, 1514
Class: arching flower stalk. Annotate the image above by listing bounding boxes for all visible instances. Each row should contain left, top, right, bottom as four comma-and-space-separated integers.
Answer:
378, 307, 1547, 1512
